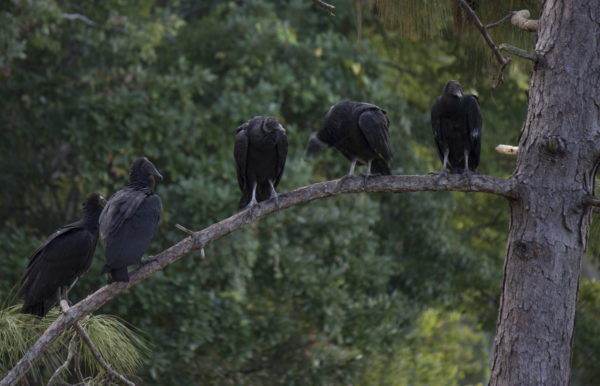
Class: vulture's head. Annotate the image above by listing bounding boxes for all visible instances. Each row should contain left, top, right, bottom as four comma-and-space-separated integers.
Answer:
129, 157, 163, 189
443, 80, 464, 99
305, 133, 329, 160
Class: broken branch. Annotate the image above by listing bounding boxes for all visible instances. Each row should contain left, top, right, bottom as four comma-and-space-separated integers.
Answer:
511, 10, 538, 32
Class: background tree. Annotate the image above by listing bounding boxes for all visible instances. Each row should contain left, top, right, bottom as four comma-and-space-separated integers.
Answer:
1, 0, 599, 384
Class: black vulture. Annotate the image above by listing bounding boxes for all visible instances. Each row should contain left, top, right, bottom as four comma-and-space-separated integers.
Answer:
305, 101, 393, 179
431, 80, 482, 175
18, 193, 105, 317
234, 116, 288, 210
100, 157, 162, 282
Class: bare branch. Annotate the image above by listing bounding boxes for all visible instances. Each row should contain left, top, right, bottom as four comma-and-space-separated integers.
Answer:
455, 0, 511, 68
496, 144, 519, 156
1, 174, 516, 385
312, 0, 335, 16
511, 10, 538, 32
46, 333, 77, 386
485, 12, 515, 29
59, 301, 136, 386
499, 44, 536, 61
61, 13, 99, 27
176, 224, 205, 258
455, 0, 512, 88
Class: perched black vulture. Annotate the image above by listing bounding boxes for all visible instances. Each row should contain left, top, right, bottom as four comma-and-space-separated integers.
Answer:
305, 101, 393, 178
18, 193, 105, 317
100, 157, 162, 282
431, 80, 482, 175
234, 116, 288, 210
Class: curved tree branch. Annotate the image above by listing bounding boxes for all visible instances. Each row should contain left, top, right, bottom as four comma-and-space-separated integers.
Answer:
1, 174, 516, 385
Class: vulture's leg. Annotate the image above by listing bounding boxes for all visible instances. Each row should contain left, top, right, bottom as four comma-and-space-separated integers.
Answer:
268, 179, 280, 209
347, 158, 357, 177
363, 159, 373, 188
244, 182, 258, 210
337, 158, 357, 190
436, 148, 449, 184
461, 149, 473, 181
57, 286, 72, 308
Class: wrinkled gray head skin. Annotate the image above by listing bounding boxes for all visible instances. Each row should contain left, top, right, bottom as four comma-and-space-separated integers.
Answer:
443, 80, 464, 99
259, 116, 286, 134
128, 157, 163, 188
305, 133, 329, 160
243, 116, 285, 135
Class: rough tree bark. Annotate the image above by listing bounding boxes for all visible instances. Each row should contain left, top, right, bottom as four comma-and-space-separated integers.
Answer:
490, 0, 600, 384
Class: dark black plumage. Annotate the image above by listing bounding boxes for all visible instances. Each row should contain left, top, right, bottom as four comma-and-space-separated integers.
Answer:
18, 193, 105, 317
305, 101, 393, 176
100, 157, 162, 282
431, 80, 482, 175
234, 116, 288, 210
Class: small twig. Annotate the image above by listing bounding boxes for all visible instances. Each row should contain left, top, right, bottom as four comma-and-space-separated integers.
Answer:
59, 301, 136, 386
499, 43, 536, 61
511, 10, 538, 32
175, 223, 194, 235
455, 0, 512, 89
47, 333, 77, 386
485, 12, 515, 29
61, 13, 99, 27
176, 224, 205, 258
312, 0, 335, 16
456, 0, 509, 65
496, 144, 519, 156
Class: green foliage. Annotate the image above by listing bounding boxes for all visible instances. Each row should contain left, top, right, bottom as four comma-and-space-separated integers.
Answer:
0, 305, 46, 378
80, 314, 149, 377
360, 308, 488, 385
572, 279, 600, 385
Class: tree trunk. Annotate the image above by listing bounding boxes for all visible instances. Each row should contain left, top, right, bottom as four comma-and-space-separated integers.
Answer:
490, 0, 600, 384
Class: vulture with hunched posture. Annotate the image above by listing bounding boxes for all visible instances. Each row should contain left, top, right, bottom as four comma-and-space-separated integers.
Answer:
431, 80, 482, 175
19, 193, 105, 317
305, 101, 393, 178
234, 116, 288, 210
100, 157, 162, 282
